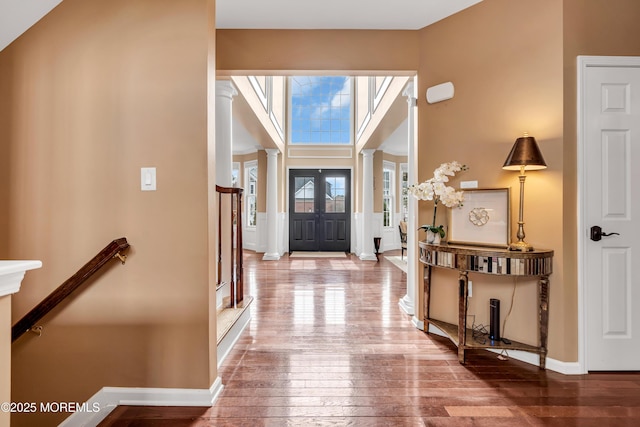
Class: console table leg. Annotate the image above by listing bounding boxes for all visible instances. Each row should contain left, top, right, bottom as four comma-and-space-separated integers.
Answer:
458, 272, 469, 364
539, 275, 550, 370
424, 264, 432, 333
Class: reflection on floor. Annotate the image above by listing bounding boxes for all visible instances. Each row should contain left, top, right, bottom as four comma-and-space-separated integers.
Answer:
289, 251, 347, 258
101, 250, 640, 426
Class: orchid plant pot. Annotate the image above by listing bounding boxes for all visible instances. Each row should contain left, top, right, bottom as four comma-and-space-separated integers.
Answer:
426, 230, 441, 244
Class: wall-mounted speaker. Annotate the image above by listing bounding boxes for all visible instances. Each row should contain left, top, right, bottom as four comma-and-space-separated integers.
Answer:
426, 81, 454, 104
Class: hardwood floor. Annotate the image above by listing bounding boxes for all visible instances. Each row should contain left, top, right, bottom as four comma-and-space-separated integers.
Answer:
100, 251, 640, 426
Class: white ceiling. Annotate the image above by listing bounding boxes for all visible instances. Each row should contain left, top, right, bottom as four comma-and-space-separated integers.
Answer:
216, 0, 482, 30
0, 0, 482, 52
0, 0, 63, 52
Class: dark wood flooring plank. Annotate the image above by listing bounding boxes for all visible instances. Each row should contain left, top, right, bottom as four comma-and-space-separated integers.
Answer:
99, 251, 640, 426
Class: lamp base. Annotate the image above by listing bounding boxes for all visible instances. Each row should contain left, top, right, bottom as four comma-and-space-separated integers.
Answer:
508, 241, 534, 251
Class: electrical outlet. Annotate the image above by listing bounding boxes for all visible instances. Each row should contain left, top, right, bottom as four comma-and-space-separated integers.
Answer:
468, 280, 473, 297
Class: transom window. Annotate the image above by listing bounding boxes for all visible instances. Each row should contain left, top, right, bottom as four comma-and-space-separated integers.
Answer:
289, 76, 352, 145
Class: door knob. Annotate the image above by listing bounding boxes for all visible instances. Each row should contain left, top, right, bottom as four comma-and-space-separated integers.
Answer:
590, 225, 620, 241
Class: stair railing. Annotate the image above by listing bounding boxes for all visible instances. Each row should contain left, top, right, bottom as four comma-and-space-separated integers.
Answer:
11, 237, 130, 342
216, 185, 243, 306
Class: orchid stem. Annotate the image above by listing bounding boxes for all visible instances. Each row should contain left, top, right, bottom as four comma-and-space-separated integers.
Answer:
432, 199, 438, 228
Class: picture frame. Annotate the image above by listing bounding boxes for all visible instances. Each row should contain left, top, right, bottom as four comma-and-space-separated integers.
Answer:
447, 188, 510, 247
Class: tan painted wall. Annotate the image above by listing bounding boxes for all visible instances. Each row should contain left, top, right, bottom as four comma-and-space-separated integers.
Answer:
0, 0, 216, 425
257, 150, 267, 212
561, 0, 640, 360
217, 30, 420, 74
373, 151, 383, 212
0, 296, 10, 427
0, 74, 8, 256
418, 0, 566, 359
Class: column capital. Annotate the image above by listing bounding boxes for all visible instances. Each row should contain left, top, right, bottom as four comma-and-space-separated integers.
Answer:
265, 148, 280, 157
361, 149, 376, 158
216, 80, 238, 100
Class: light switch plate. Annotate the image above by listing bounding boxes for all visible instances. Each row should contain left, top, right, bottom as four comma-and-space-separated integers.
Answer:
460, 180, 478, 189
141, 167, 156, 191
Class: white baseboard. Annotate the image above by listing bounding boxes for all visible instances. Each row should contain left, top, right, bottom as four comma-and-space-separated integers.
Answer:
411, 316, 424, 331
424, 323, 582, 375
544, 357, 583, 375
398, 296, 414, 316
485, 348, 582, 375
217, 304, 251, 368
60, 377, 224, 427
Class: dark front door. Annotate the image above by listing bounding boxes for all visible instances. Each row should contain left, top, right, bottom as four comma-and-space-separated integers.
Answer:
289, 169, 351, 252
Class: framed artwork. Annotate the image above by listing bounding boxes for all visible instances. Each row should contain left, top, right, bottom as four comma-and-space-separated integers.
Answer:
447, 188, 510, 247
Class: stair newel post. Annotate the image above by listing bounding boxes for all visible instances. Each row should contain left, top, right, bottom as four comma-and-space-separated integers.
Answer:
217, 190, 223, 287
236, 189, 244, 305
229, 190, 236, 306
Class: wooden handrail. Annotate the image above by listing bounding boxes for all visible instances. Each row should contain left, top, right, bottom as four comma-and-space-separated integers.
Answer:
11, 237, 130, 342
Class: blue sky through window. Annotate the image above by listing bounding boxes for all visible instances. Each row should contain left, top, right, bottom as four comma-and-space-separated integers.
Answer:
290, 76, 352, 144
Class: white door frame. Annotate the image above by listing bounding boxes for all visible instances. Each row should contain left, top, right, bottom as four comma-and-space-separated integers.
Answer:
577, 55, 640, 374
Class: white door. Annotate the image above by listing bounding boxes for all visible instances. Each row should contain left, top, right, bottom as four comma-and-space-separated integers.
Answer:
581, 57, 640, 371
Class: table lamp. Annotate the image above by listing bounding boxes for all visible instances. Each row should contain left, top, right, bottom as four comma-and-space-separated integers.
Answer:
502, 133, 547, 251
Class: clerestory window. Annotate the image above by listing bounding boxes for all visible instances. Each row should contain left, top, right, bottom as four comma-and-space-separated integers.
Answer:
289, 76, 352, 145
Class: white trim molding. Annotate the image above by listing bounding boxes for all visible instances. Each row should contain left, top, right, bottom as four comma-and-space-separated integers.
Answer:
577, 55, 640, 375
426, 323, 581, 375
0, 260, 42, 297
59, 378, 224, 427
287, 146, 353, 159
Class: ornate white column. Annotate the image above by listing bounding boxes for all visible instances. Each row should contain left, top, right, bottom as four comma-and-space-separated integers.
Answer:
263, 149, 281, 260
398, 82, 420, 326
215, 80, 238, 187
360, 149, 377, 261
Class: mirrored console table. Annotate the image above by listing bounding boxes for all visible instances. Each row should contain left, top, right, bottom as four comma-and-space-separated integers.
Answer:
418, 242, 553, 369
